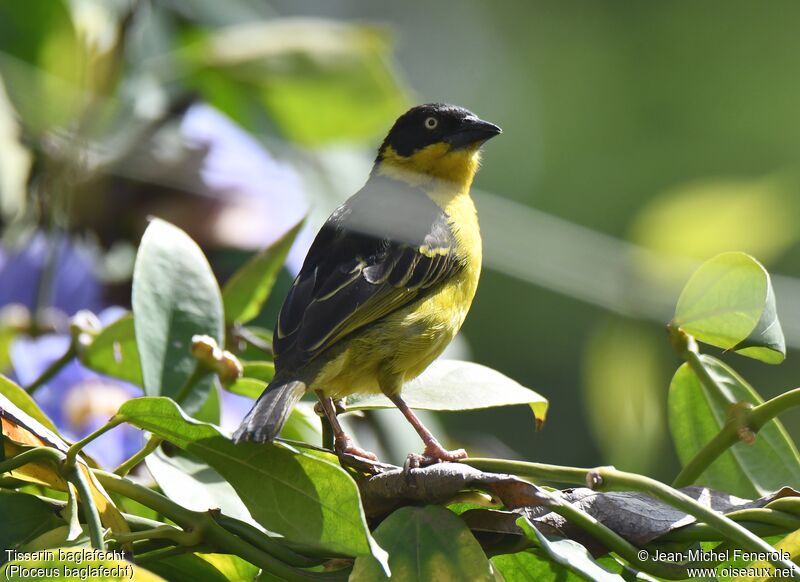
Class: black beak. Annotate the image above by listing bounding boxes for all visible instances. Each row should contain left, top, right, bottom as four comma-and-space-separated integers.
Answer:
446, 117, 502, 149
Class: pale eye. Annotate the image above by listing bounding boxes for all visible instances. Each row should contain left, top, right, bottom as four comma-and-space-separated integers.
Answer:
424, 116, 438, 130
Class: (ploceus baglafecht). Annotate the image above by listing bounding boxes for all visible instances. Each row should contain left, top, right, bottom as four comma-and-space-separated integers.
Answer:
233, 103, 501, 467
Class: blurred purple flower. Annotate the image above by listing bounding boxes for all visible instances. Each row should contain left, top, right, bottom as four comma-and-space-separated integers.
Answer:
0, 232, 103, 316
2, 230, 258, 468
181, 104, 309, 252
11, 313, 144, 469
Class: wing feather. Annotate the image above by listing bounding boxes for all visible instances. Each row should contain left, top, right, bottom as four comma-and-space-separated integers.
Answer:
274, 177, 460, 371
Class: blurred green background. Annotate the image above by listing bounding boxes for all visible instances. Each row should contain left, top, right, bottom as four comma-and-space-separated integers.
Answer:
3, 0, 800, 481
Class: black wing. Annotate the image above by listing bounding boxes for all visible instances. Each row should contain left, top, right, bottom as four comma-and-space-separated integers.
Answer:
273, 176, 461, 372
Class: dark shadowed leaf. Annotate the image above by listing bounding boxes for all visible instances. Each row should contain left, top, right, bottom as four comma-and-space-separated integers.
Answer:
117, 397, 387, 568
673, 252, 785, 363
346, 360, 548, 424
669, 355, 800, 498
0, 491, 64, 558
223, 221, 303, 325
132, 219, 224, 414
350, 505, 492, 581
82, 314, 143, 386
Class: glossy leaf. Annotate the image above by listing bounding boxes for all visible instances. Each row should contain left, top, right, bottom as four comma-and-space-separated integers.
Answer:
350, 505, 492, 581
0, 491, 65, 556
0, 373, 58, 433
82, 314, 143, 386
223, 221, 303, 325
145, 447, 258, 527
117, 397, 387, 567
225, 377, 266, 400
516, 517, 623, 582
669, 355, 800, 497
673, 252, 785, 363
242, 361, 275, 383
346, 359, 548, 425
132, 219, 224, 413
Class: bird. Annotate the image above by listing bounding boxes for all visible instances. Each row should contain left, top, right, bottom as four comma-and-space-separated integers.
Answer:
233, 103, 501, 466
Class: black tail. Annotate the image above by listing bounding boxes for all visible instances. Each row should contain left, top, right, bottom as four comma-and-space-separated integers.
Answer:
232, 376, 306, 443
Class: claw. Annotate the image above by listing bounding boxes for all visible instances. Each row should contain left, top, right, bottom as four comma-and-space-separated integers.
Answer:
404, 442, 467, 469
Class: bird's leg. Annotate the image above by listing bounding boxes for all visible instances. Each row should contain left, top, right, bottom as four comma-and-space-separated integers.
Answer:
388, 394, 467, 468
315, 391, 378, 461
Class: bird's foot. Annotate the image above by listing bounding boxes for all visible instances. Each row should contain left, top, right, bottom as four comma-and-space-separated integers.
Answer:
334, 436, 378, 462
404, 441, 467, 470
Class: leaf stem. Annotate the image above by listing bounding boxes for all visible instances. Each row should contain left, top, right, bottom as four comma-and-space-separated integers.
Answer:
93, 470, 350, 580
590, 466, 800, 575
64, 417, 123, 470
672, 387, 800, 488
25, 345, 76, 394
114, 436, 163, 476
669, 326, 734, 408
173, 363, 209, 405
529, 486, 692, 579
462, 458, 590, 485
63, 465, 105, 550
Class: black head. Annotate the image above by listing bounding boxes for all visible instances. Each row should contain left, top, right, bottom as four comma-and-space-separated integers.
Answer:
378, 103, 501, 158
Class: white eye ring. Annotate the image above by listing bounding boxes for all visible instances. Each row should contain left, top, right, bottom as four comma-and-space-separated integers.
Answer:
424, 116, 438, 129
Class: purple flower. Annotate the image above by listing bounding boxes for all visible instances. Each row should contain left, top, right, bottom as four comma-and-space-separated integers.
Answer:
0, 232, 103, 316
181, 104, 309, 252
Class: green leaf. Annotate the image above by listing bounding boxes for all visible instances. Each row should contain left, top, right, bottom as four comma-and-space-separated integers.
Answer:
0, 491, 64, 558
673, 252, 785, 364
280, 404, 323, 444
145, 447, 257, 527
516, 517, 623, 582
186, 20, 407, 145
117, 397, 387, 568
491, 551, 583, 582
0, 374, 59, 433
668, 355, 800, 497
242, 361, 275, 383
0, 0, 86, 133
82, 314, 143, 386
346, 360, 548, 425
350, 505, 492, 581
223, 221, 303, 325
132, 219, 224, 414
225, 377, 267, 399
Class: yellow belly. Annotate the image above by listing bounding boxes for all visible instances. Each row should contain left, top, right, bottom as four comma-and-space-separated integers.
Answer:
311, 266, 478, 399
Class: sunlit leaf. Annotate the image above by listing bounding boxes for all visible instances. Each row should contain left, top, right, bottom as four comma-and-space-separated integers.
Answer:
346, 360, 548, 425
669, 355, 800, 497
0, 0, 86, 132
117, 397, 387, 568
516, 517, 623, 582
350, 505, 492, 581
0, 374, 58, 433
185, 20, 407, 145
673, 252, 785, 364
242, 361, 275, 383
82, 314, 143, 386
145, 447, 257, 527
132, 219, 224, 414
223, 221, 303, 325
225, 377, 266, 399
